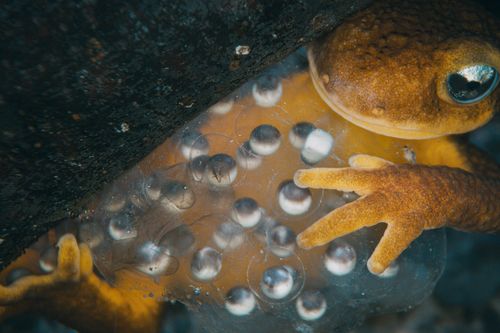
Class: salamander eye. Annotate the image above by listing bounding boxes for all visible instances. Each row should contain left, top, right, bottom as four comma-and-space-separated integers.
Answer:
446, 65, 499, 104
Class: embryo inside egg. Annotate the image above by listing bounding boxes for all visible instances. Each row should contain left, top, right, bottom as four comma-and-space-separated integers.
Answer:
82, 49, 446, 333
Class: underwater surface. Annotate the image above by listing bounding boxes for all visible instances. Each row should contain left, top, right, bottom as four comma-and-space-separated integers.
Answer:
2, 0, 500, 326
4, 48, 496, 333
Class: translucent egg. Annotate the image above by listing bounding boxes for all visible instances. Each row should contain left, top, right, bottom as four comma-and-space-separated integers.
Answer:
289, 122, 315, 149
277, 180, 312, 215
160, 180, 196, 210
375, 261, 399, 278
159, 225, 195, 257
301, 128, 334, 165
135, 242, 177, 276
249, 125, 282, 156
296, 290, 327, 321
254, 216, 279, 243
236, 141, 263, 170
213, 222, 245, 250
78, 223, 103, 249
205, 154, 238, 187
225, 287, 257, 316
324, 240, 357, 276
191, 247, 222, 282
39, 246, 58, 273
252, 76, 283, 107
189, 155, 210, 182
85, 48, 447, 333
103, 193, 126, 213
209, 98, 234, 115
231, 197, 262, 228
268, 225, 296, 258
144, 174, 162, 201
260, 266, 294, 300
179, 130, 210, 160
108, 212, 138, 241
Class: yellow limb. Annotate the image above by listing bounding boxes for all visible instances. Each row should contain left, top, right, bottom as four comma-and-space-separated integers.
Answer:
295, 154, 500, 274
0, 234, 161, 333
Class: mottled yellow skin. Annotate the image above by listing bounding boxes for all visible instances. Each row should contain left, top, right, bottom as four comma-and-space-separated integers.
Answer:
309, 0, 500, 139
1, 0, 500, 332
299, 0, 500, 274
0, 235, 160, 333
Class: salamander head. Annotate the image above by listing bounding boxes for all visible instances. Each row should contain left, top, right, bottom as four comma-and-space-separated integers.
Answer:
309, 0, 500, 139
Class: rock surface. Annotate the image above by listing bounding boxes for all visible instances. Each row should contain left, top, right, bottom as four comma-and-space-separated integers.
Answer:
0, 0, 370, 268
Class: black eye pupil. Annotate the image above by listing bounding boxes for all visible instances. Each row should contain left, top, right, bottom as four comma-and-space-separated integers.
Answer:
446, 65, 499, 104
466, 81, 481, 91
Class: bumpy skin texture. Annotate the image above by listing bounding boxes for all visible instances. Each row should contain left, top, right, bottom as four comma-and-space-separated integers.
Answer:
299, 0, 500, 274
0, 235, 160, 333
295, 154, 500, 274
1, 0, 500, 330
309, 0, 500, 139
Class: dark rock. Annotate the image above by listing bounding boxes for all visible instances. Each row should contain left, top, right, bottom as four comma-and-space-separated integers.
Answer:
0, 0, 371, 268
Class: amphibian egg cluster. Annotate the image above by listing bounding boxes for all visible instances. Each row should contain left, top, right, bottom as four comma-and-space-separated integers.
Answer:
74, 50, 445, 333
